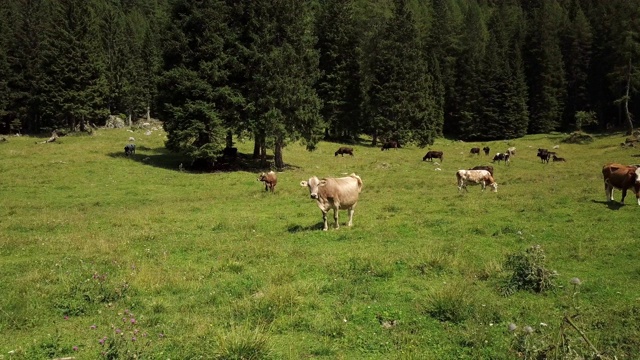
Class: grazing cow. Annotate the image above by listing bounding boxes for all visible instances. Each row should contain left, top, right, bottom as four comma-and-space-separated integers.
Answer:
507, 147, 516, 156
456, 169, 498, 192
470, 147, 481, 155
470, 165, 494, 176
335, 147, 354, 157
602, 163, 640, 205
483, 146, 490, 155
423, 151, 444, 162
300, 173, 363, 231
552, 155, 566, 162
381, 141, 399, 151
258, 171, 278, 193
492, 152, 510, 164
537, 149, 551, 163
124, 143, 136, 156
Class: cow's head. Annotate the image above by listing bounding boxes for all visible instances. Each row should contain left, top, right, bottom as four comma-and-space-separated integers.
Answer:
300, 176, 325, 199
257, 172, 266, 181
490, 182, 498, 192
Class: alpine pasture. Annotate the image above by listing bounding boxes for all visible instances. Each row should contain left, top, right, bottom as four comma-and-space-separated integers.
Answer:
1, 128, 639, 359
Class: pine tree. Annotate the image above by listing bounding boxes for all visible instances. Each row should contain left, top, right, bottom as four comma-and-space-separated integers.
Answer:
0, 3, 11, 133
366, 0, 442, 146
316, 0, 364, 141
449, 1, 486, 140
560, 0, 592, 130
524, 0, 566, 134
478, 3, 529, 140
157, 0, 234, 170
239, 0, 323, 170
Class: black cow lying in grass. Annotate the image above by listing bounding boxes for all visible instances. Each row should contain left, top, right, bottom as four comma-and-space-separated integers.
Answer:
124, 143, 136, 156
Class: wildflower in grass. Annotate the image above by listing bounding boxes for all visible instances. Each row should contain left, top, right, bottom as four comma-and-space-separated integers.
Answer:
115, 328, 122, 334
159, 333, 165, 338
508, 323, 517, 332
99, 337, 106, 345
131, 336, 137, 342
523, 326, 533, 334
90, 325, 97, 330
570, 277, 581, 285
130, 318, 136, 324
64, 316, 69, 320
73, 346, 78, 351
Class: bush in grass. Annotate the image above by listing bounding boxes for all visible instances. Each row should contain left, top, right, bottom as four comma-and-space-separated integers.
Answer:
211, 326, 272, 360
562, 131, 594, 144
501, 245, 557, 296
426, 285, 474, 324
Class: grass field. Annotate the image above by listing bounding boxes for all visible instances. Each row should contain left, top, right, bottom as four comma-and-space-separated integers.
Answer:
1, 127, 639, 359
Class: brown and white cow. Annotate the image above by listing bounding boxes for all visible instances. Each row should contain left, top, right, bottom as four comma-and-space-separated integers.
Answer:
456, 169, 498, 192
602, 163, 640, 205
335, 147, 354, 157
492, 152, 510, 164
258, 171, 277, 193
470, 165, 494, 176
300, 173, 363, 230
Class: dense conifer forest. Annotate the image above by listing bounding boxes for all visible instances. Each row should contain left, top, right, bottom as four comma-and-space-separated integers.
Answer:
0, 0, 638, 169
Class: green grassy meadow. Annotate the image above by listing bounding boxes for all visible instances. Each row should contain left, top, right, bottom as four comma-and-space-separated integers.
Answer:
1, 128, 639, 359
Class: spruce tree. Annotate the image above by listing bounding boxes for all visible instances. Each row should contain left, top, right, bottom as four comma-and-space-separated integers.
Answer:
316, 0, 364, 141
157, 0, 234, 170
366, 0, 441, 146
524, 0, 566, 134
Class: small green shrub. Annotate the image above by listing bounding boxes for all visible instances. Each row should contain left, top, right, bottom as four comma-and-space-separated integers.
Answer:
212, 326, 272, 360
501, 245, 557, 296
426, 285, 474, 324
562, 131, 594, 144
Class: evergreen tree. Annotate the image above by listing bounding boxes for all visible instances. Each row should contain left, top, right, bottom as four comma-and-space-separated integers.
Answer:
157, 0, 234, 170
478, 3, 528, 140
316, 0, 364, 141
449, 1, 486, 139
0, 3, 11, 133
524, 0, 566, 134
240, 0, 323, 170
4, 0, 49, 133
40, 0, 108, 131
366, 0, 441, 146
560, 0, 592, 130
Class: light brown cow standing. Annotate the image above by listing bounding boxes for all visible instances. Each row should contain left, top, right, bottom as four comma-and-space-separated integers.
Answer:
258, 171, 277, 193
300, 173, 363, 231
602, 163, 640, 205
456, 169, 498, 192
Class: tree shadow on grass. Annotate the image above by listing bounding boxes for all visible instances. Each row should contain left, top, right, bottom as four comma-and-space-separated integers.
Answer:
591, 199, 625, 210
108, 148, 300, 173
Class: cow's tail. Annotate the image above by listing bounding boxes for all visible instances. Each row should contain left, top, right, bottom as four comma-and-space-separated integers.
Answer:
350, 173, 363, 193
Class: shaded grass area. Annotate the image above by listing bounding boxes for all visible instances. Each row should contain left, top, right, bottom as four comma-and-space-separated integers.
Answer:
0, 129, 639, 358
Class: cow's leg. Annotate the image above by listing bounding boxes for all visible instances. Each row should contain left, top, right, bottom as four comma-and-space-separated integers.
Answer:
333, 208, 340, 229
620, 188, 627, 203
321, 210, 329, 231
347, 206, 356, 227
605, 183, 612, 201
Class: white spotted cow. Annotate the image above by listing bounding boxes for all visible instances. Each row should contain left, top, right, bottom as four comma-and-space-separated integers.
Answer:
456, 169, 498, 192
602, 163, 640, 205
300, 173, 363, 231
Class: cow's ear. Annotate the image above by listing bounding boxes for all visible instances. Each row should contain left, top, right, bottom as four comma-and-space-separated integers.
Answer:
319, 180, 327, 187
300, 181, 308, 187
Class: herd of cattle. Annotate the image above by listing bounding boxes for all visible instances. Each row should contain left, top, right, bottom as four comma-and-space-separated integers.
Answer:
254, 142, 609, 231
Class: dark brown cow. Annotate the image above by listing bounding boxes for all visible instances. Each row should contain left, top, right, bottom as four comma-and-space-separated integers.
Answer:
300, 174, 363, 230
602, 163, 640, 205
483, 146, 490, 155
470, 147, 480, 155
552, 155, 566, 162
335, 147, 354, 157
470, 165, 494, 176
423, 151, 444, 162
537, 149, 551, 163
258, 171, 277, 193
381, 141, 399, 151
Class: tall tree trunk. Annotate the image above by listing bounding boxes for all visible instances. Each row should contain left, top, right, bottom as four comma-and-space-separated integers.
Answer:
146, 105, 151, 122
371, 131, 378, 146
253, 131, 262, 159
225, 130, 233, 148
624, 58, 633, 136
274, 136, 284, 170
